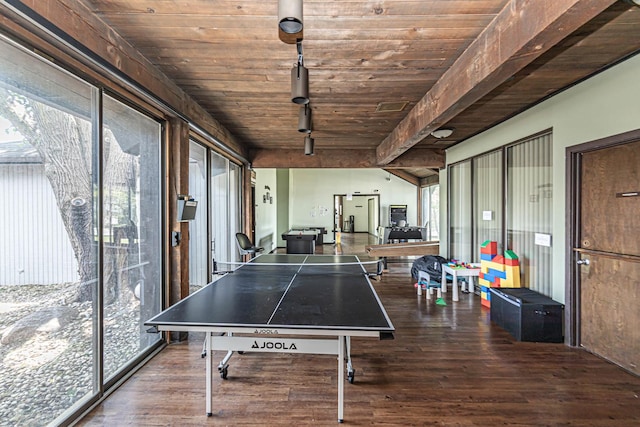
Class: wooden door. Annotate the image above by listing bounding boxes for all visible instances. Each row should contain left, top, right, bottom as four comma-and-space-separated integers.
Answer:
577, 140, 640, 375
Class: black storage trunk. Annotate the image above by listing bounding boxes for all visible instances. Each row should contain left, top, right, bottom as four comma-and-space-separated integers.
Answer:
489, 288, 564, 343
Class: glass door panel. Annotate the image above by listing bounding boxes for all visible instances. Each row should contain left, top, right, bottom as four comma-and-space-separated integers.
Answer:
210, 152, 229, 271
102, 95, 162, 382
189, 141, 208, 292
0, 37, 97, 425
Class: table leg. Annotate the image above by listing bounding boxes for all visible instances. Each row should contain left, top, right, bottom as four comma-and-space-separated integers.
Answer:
441, 271, 446, 295
338, 336, 345, 423
345, 336, 354, 384
469, 276, 475, 294
452, 271, 459, 302
205, 332, 213, 416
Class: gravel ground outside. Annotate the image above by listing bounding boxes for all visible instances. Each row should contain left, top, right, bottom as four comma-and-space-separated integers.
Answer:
0, 282, 145, 427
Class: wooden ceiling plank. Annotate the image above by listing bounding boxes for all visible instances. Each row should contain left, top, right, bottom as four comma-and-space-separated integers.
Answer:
375, 0, 619, 165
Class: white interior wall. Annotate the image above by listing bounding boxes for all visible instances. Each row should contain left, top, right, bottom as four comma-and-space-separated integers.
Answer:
288, 168, 417, 234
444, 53, 640, 303
254, 168, 278, 253
255, 168, 418, 247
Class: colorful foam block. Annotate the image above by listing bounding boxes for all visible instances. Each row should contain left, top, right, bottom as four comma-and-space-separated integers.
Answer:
482, 272, 496, 283
480, 253, 493, 261
482, 260, 505, 272
481, 240, 498, 254
504, 250, 518, 260
488, 268, 507, 280
504, 258, 520, 266
478, 278, 492, 288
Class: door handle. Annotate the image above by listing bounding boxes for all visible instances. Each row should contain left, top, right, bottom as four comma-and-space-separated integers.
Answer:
576, 259, 590, 265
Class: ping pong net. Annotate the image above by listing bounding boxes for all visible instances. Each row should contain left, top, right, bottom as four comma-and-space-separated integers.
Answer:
215, 254, 381, 278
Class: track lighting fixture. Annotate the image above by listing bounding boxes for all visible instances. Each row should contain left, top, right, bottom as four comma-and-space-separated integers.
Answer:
291, 41, 309, 104
304, 135, 314, 156
278, 0, 303, 36
298, 104, 312, 133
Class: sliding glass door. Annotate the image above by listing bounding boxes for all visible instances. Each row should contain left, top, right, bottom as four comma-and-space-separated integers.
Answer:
0, 35, 163, 425
189, 142, 208, 292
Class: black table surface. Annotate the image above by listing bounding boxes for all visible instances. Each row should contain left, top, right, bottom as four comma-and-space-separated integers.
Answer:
146, 254, 394, 334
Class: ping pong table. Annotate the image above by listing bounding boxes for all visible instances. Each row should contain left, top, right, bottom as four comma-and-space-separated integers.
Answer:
145, 254, 395, 423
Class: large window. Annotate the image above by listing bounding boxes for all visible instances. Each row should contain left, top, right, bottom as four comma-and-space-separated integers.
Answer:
473, 150, 503, 260
506, 133, 553, 294
0, 35, 162, 426
447, 132, 553, 293
421, 184, 440, 241
102, 95, 162, 381
449, 160, 472, 262
190, 144, 243, 284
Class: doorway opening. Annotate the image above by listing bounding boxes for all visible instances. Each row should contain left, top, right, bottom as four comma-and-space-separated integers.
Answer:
334, 194, 380, 238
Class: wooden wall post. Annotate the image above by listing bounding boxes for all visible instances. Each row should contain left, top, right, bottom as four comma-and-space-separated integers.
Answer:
167, 117, 190, 340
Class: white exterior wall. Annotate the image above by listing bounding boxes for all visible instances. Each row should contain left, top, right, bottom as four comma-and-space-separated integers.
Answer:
0, 164, 78, 285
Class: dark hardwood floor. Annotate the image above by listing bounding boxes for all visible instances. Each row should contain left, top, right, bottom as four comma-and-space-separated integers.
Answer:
79, 233, 640, 426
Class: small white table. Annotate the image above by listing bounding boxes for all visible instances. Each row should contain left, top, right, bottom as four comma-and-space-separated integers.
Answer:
440, 264, 481, 302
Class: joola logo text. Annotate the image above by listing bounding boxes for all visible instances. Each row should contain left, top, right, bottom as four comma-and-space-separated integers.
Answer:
251, 340, 298, 350
254, 329, 279, 334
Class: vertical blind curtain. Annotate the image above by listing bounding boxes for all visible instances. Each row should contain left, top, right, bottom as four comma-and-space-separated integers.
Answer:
506, 133, 553, 294
473, 150, 503, 261
449, 160, 472, 261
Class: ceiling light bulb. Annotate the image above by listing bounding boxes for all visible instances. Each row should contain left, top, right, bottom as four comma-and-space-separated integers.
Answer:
431, 128, 454, 139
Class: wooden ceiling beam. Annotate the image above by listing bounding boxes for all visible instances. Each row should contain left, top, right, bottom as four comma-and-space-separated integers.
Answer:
376, 0, 618, 165
384, 169, 420, 187
250, 148, 444, 169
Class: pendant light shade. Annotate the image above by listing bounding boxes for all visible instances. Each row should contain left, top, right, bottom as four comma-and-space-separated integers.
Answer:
291, 63, 309, 104
304, 135, 314, 156
298, 105, 312, 133
278, 0, 303, 35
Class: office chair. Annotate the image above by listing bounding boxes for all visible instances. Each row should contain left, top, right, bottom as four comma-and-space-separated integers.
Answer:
235, 232, 264, 259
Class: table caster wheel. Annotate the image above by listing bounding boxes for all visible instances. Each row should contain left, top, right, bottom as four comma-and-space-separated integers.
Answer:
347, 369, 355, 384
220, 367, 228, 379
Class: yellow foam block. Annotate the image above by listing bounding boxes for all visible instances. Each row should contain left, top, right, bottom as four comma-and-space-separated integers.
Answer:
504, 266, 521, 287
481, 291, 488, 300
478, 277, 492, 288
483, 260, 506, 272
